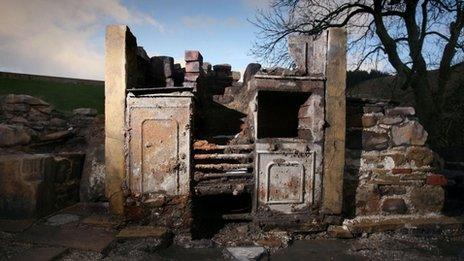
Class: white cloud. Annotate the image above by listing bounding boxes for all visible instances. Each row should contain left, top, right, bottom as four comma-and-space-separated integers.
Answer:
0, 0, 163, 80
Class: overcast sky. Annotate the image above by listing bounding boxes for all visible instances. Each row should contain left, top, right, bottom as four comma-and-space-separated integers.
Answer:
0, 0, 270, 80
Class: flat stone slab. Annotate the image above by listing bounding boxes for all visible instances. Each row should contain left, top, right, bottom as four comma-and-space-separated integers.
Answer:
345, 215, 464, 234
17, 224, 116, 252
0, 219, 34, 233
226, 246, 267, 261
81, 214, 120, 228
117, 226, 169, 239
46, 214, 80, 226
9, 246, 68, 261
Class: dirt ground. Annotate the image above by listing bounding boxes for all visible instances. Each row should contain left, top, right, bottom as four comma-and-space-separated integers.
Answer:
0, 203, 463, 261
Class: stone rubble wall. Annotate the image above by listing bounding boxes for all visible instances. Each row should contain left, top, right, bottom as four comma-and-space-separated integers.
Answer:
0, 94, 105, 204
344, 98, 446, 217
0, 153, 84, 218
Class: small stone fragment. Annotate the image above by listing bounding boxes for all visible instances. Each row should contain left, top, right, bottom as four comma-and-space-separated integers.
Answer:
47, 214, 80, 226
226, 246, 266, 261
73, 108, 98, 117
327, 225, 353, 239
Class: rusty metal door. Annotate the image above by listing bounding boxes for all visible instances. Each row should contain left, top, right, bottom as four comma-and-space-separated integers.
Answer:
141, 119, 179, 194
126, 94, 192, 196
256, 151, 314, 214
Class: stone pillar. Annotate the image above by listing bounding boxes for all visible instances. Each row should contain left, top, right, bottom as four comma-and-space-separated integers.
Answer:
105, 25, 137, 214
322, 28, 347, 214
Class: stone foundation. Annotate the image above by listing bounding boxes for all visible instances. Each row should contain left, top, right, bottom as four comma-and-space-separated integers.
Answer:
345, 98, 445, 217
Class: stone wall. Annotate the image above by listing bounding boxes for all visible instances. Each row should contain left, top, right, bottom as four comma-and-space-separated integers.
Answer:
344, 98, 446, 217
0, 153, 84, 218
0, 93, 105, 204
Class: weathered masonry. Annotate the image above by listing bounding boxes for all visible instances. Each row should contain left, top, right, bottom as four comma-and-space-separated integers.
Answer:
105, 25, 445, 233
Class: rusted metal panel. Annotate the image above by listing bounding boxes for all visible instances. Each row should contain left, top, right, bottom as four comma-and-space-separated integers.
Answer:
256, 150, 315, 214
126, 93, 192, 197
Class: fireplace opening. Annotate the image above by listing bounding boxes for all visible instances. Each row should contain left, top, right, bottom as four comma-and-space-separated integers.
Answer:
257, 91, 311, 139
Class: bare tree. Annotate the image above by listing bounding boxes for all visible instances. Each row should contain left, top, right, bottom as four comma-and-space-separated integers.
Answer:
251, 0, 464, 144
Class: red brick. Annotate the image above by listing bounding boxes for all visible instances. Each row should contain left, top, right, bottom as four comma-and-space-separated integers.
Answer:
426, 174, 447, 186
392, 168, 413, 175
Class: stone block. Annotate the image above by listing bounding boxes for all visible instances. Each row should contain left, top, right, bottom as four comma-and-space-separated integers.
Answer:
378, 185, 407, 196
386, 107, 415, 116
0, 124, 31, 146
4, 94, 49, 106
288, 32, 327, 75
356, 184, 381, 215
185, 61, 202, 73
151, 56, 174, 79
298, 129, 313, 141
202, 62, 212, 73
3, 103, 30, 112
379, 116, 403, 125
362, 131, 389, 150
381, 198, 407, 214
391, 121, 428, 146
213, 64, 232, 72
362, 115, 377, 128
232, 71, 241, 82
327, 225, 353, 239
184, 72, 200, 82
406, 146, 434, 167
185, 50, 203, 62
0, 153, 84, 218
243, 63, 261, 85
183, 81, 197, 88
410, 185, 444, 213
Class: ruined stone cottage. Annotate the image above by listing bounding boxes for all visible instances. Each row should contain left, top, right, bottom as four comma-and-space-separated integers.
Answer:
104, 25, 445, 233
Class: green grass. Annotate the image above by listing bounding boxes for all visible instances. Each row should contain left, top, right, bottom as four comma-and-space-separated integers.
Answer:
0, 77, 104, 113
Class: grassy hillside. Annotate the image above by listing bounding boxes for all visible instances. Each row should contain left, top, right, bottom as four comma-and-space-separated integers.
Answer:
0, 77, 104, 113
